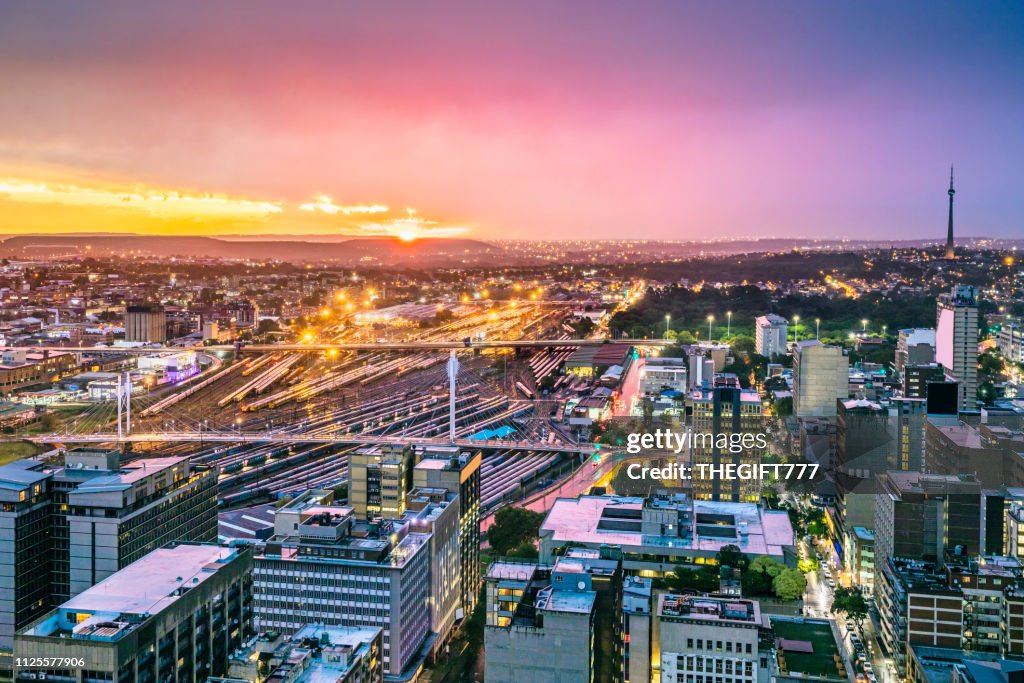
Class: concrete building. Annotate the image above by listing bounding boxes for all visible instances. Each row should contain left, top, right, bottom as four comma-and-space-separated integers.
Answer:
539, 492, 797, 572
935, 286, 979, 414
0, 348, 78, 394
877, 559, 964, 678
0, 450, 218, 674
688, 375, 764, 503
349, 445, 416, 519
640, 357, 688, 397
622, 576, 652, 683
792, 341, 848, 418
754, 315, 788, 359
411, 445, 482, 616
873, 472, 982, 574
834, 399, 890, 539
252, 503, 432, 679
844, 526, 875, 592
484, 550, 622, 683
924, 418, 1003, 488
945, 555, 1022, 655
655, 594, 764, 683
15, 543, 252, 683
124, 302, 167, 344
896, 328, 937, 374
998, 321, 1024, 364
215, 624, 382, 683
903, 363, 946, 400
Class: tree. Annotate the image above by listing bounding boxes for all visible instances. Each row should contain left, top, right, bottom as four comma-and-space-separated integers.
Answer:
832, 586, 869, 626
487, 507, 545, 556
773, 568, 808, 600
716, 544, 749, 573
741, 568, 775, 597
668, 566, 719, 594
772, 396, 793, 416
640, 398, 654, 428
749, 555, 783, 577
506, 541, 540, 559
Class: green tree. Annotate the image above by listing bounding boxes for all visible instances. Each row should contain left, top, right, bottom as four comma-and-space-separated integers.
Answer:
741, 568, 775, 596
668, 566, 719, 594
716, 544, 749, 572
773, 568, 808, 600
749, 555, 783, 577
832, 586, 869, 626
506, 541, 540, 559
487, 507, 545, 556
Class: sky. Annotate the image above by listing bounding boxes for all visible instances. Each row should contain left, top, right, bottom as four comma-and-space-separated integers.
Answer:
0, 1, 1022, 241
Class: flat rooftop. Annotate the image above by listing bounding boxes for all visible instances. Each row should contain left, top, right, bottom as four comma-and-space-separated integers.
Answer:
23, 544, 241, 642
659, 594, 760, 623
542, 495, 795, 558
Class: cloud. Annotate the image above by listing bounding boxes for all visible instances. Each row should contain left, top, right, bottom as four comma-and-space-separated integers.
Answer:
298, 196, 389, 216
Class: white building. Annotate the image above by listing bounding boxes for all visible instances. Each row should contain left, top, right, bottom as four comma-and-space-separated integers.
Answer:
936, 285, 979, 413
657, 594, 765, 683
792, 340, 849, 418
895, 327, 936, 373
754, 314, 788, 358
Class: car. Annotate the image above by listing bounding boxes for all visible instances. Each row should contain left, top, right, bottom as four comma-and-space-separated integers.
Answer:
863, 664, 873, 674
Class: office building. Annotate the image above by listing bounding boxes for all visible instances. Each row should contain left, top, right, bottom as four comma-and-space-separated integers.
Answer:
754, 314, 788, 359
843, 526, 875, 592
216, 624, 382, 683
640, 356, 688, 397
873, 472, 982, 572
124, 303, 167, 344
539, 492, 797, 571
834, 399, 890, 538
935, 285, 979, 414
622, 576, 652, 683
792, 340, 848, 418
925, 417, 1003, 488
484, 550, 622, 683
0, 349, 79, 393
411, 445, 482, 616
945, 555, 1022, 655
15, 544, 252, 683
998, 321, 1024, 364
903, 363, 946, 399
0, 450, 218, 674
888, 397, 927, 473
252, 503, 432, 679
689, 375, 764, 502
896, 328, 936, 374
877, 558, 964, 678
348, 445, 416, 519
655, 594, 763, 683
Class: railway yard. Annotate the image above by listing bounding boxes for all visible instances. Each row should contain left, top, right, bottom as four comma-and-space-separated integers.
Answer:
27, 301, 622, 513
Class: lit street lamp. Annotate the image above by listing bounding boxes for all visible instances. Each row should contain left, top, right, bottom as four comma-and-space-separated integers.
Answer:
815, 318, 820, 340
726, 310, 732, 337
861, 318, 868, 334
707, 314, 714, 342
665, 314, 671, 339
793, 315, 800, 343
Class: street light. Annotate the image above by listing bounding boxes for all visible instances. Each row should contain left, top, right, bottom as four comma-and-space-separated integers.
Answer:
793, 315, 800, 343
665, 314, 671, 339
707, 314, 714, 342
815, 318, 821, 340
861, 318, 868, 334
726, 311, 732, 337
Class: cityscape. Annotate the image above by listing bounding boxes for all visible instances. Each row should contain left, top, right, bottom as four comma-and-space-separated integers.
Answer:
1, 3, 1024, 683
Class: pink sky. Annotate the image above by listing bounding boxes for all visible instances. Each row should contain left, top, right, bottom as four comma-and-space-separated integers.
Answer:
0, 2, 1021, 240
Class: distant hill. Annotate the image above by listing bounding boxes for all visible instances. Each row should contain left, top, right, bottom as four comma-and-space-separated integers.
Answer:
0, 234, 496, 265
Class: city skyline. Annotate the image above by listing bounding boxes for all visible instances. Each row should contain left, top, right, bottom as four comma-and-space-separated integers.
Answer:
1, 2, 1023, 240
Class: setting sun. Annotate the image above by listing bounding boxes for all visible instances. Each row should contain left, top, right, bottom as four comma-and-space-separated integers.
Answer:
398, 230, 417, 242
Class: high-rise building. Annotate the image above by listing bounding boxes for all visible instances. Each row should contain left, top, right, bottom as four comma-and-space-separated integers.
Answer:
935, 285, 979, 413
688, 375, 764, 503
834, 399, 890, 538
348, 444, 416, 519
754, 314, 788, 358
895, 328, 936, 374
792, 340, 848, 418
252, 503, 432, 678
124, 302, 167, 344
622, 576, 653, 683
873, 472, 982, 572
0, 450, 218, 674
15, 543, 253, 683
998, 321, 1024, 364
902, 363, 945, 399
655, 594, 763, 683
484, 550, 623, 683
411, 445, 482, 615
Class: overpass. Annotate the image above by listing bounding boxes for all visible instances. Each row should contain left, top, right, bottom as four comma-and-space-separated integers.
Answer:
0, 338, 669, 354
0, 432, 595, 455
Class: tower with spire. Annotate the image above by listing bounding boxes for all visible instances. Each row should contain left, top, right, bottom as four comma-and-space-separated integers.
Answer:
945, 166, 956, 259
